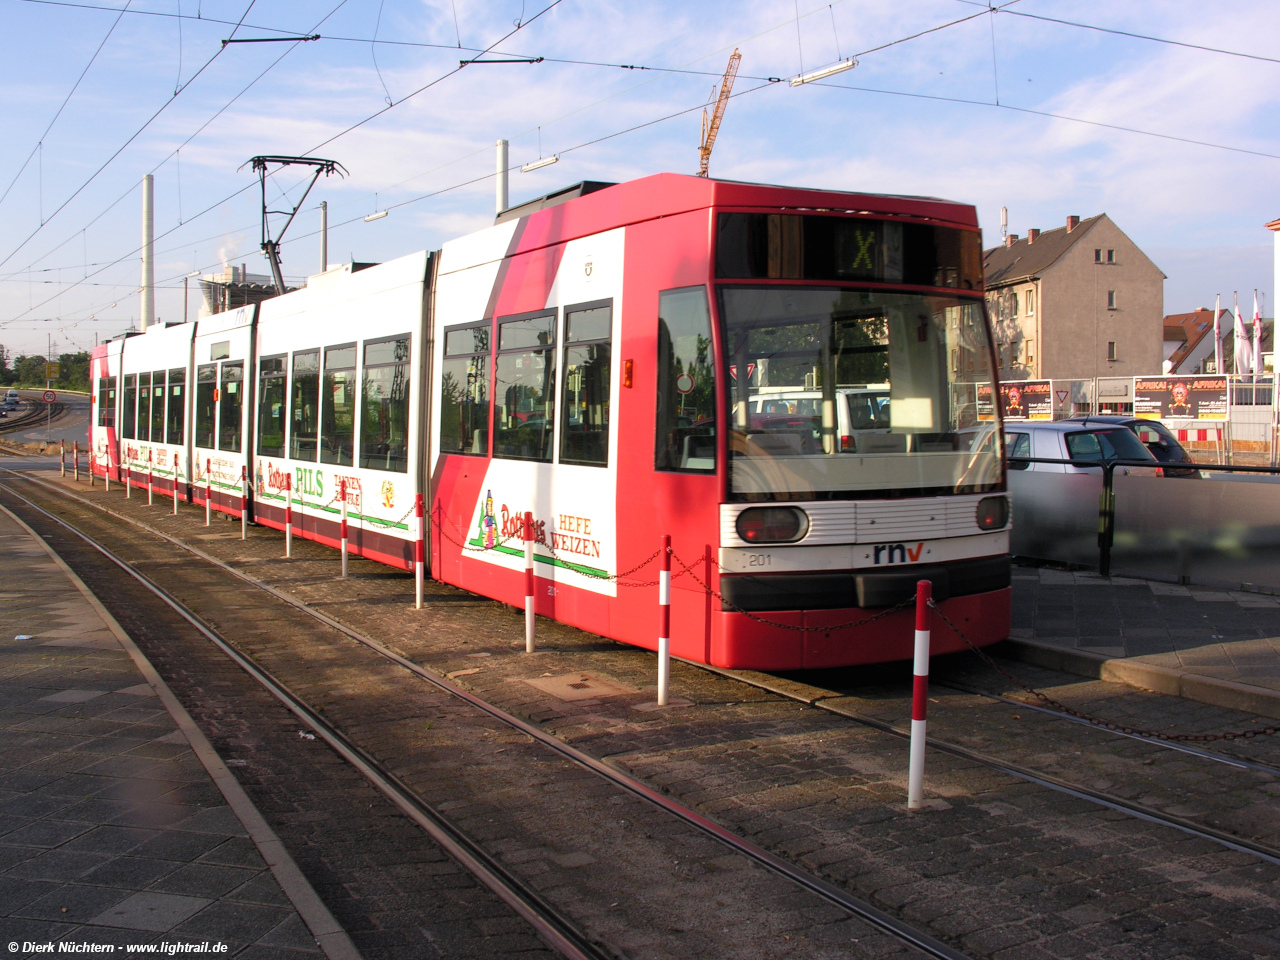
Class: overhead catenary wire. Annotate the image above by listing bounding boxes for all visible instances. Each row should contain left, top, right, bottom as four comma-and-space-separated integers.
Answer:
0, 0, 131, 212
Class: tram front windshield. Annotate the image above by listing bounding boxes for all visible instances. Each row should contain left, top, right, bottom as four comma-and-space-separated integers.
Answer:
721, 286, 1000, 501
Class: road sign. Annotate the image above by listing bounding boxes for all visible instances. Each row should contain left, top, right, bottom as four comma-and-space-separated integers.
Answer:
42, 390, 56, 403
675, 373, 695, 395
44, 362, 59, 380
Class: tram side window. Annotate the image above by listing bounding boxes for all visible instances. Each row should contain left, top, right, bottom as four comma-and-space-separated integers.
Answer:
656, 286, 717, 472
218, 361, 243, 452
166, 369, 185, 445
138, 374, 151, 442
257, 356, 286, 458
290, 350, 320, 461
150, 370, 166, 442
440, 325, 490, 456
97, 376, 116, 429
195, 364, 217, 448
360, 335, 410, 472
560, 302, 612, 466
495, 313, 555, 462
321, 344, 356, 467
122, 374, 137, 439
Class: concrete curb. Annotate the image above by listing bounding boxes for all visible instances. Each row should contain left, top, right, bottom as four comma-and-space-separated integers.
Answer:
0, 501, 363, 960
997, 638, 1280, 721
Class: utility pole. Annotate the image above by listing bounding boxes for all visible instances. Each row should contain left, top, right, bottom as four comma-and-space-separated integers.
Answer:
46, 332, 52, 441
320, 201, 328, 273
140, 174, 154, 332
496, 140, 509, 214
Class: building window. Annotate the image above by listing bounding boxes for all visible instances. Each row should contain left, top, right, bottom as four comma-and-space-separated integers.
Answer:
1011, 291, 1019, 319
1026, 339, 1035, 364
440, 324, 490, 457
1107, 290, 1117, 310
1094, 249, 1103, 263
1107, 341, 1118, 361
1106, 249, 1115, 264
359, 334, 411, 472
560, 302, 612, 467
1026, 289, 1035, 315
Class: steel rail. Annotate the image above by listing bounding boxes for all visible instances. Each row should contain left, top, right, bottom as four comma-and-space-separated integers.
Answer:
0, 481, 614, 960
0, 398, 64, 433
1, 469, 975, 960
686, 663, 1280, 868
934, 678, 1280, 778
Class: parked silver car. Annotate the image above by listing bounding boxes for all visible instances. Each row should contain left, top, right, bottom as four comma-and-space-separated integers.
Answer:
1004, 421, 1161, 563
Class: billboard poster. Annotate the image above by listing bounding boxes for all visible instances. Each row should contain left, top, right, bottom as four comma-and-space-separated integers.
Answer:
1133, 376, 1228, 420
1000, 380, 1053, 420
976, 383, 995, 421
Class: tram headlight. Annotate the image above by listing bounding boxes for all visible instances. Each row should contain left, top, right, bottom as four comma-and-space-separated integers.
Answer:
735, 507, 809, 544
976, 495, 1009, 531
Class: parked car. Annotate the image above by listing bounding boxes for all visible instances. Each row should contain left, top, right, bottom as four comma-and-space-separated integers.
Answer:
741, 386, 891, 452
1060, 415, 1196, 477
1004, 421, 1163, 565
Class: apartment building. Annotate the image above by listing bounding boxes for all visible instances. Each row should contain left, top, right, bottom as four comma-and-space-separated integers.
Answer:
984, 214, 1165, 380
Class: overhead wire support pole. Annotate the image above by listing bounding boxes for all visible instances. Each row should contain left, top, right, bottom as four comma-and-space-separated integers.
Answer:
244, 156, 347, 296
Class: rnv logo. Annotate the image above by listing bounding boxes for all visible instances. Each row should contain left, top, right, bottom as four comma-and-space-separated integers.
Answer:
873, 542, 924, 564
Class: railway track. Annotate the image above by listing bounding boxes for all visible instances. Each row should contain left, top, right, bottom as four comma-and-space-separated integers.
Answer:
9, 467, 1280, 959
0, 472, 974, 960
0, 397, 64, 434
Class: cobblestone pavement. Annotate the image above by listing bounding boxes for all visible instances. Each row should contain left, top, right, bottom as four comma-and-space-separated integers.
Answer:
12, 468, 1280, 959
0, 509, 324, 957
1010, 566, 1280, 692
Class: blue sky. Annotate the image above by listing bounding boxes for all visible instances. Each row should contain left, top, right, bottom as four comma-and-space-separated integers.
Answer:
1, 0, 1278, 354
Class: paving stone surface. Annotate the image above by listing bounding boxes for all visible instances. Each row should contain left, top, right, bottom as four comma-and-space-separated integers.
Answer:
1011, 567, 1280, 690
13, 467, 1280, 959
0, 509, 322, 956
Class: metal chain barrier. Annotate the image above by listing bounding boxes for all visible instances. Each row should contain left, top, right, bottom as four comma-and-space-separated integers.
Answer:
669, 549, 915, 631
360, 502, 418, 531
928, 600, 1280, 742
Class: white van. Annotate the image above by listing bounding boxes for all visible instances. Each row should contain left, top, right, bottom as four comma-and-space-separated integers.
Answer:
745, 386, 894, 453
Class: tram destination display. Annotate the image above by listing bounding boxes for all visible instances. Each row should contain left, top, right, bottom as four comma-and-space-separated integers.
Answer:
1133, 376, 1227, 420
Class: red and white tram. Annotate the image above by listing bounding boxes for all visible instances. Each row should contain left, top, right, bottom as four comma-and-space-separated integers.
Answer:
91, 173, 1010, 670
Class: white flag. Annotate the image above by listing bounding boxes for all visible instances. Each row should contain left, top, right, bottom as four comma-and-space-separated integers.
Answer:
1253, 289, 1264, 378
1234, 291, 1252, 375
1213, 294, 1222, 375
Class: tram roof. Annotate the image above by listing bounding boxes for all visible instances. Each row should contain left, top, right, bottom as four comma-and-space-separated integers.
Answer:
493, 173, 980, 236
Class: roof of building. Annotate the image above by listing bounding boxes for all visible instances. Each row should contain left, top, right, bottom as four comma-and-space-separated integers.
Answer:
1163, 308, 1222, 372
983, 215, 1104, 287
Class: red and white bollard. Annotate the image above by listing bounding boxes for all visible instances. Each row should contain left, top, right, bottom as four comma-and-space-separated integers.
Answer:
204, 458, 211, 526
125, 464, 131, 499
340, 479, 349, 577
414, 494, 425, 610
285, 474, 293, 558
147, 450, 154, 505
524, 511, 535, 652
658, 534, 671, 706
72, 441, 79, 482
240, 466, 248, 540
89, 451, 95, 487
60, 440, 65, 477
908, 579, 932, 811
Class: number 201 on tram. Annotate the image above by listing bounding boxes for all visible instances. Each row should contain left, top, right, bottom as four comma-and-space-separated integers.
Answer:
91, 173, 1010, 670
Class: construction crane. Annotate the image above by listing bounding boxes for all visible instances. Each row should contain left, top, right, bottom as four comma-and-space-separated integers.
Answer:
698, 49, 741, 178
